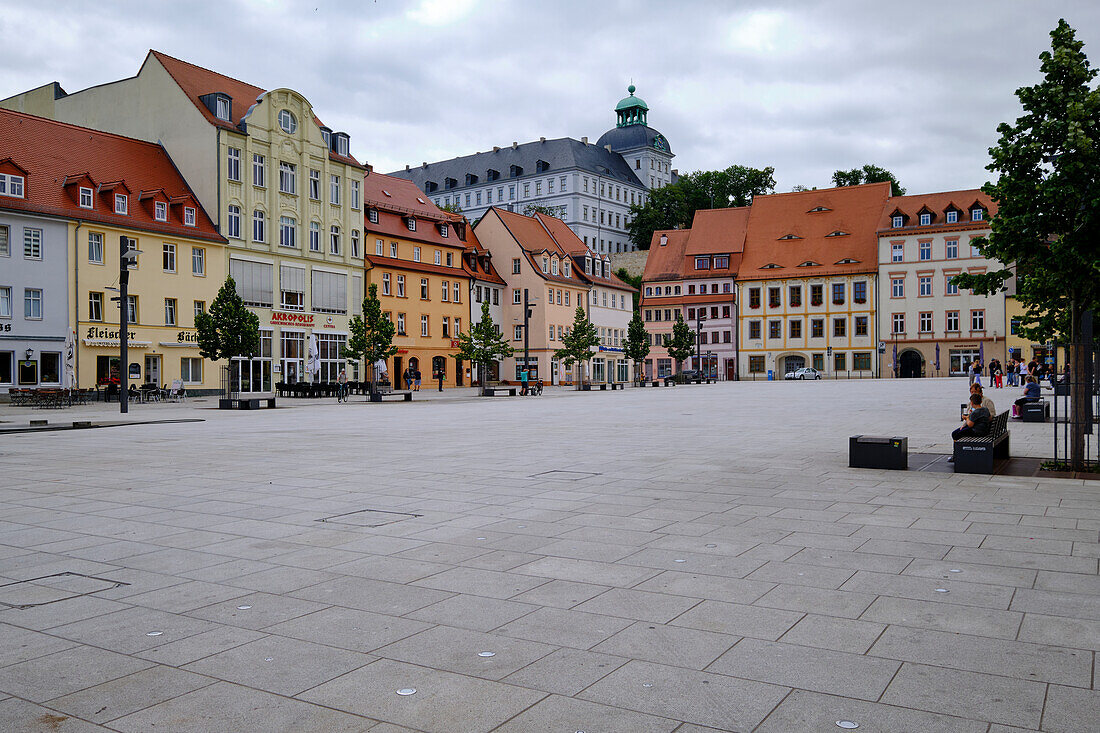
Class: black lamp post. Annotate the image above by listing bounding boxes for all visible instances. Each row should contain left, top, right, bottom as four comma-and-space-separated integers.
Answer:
118, 236, 139, 414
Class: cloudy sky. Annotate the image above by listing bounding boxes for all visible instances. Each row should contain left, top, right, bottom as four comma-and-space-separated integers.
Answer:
2, 1, 1098, 195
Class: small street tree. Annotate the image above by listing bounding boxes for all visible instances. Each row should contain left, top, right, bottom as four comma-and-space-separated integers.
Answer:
953, 19, 1100, 470
665, 312, 696, 377
195, 276, 259, 388
622, 310, 651, 384
455, 301, 514, 395
342, 283, 397, 398
555, 306, 600, 389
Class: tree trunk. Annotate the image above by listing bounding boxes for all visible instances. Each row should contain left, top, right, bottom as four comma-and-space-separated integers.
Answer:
1069, 301, 1090, 471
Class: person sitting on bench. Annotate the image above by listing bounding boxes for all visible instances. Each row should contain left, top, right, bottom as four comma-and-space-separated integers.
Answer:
953, 393, 991, 441
966, 383, 995, 417
1014, 376, 1041, 412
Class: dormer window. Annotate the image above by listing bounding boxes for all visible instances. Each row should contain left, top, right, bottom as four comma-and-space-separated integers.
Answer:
368, 208, 378, 224
891, 215, 904, 228
114, 194, 128, 215
563, 260, 570, 277
919, 212, 932, 226
695, 257, 710, 270
835, 258, 858, 264
439, 223, 448, 238
335, 134, 349, 156
971, 208, 984, 221
510, 165, 523, 178
154, 201, 167, 221
320, 128, 331, 147
825, 230, 850, 238
0, 173, 25, 198
761, 263, 783, 269
406, 217, 416, 231
216, 96, 230, 121
416, 197, 426, 204
79, 187, 93, 209
797, 260, 820, 267
536, 160, 549, 173
184, 207, 196, 227
487, 169, 500, 181
382, 189, 391, 197
946, 210, 959, 224
465, 173, 479, 185
778, 233, 801, 240
585, 256, 592, 274
807, 206, 831, 213
541, 256, 549, 273
551, 257, 559, 275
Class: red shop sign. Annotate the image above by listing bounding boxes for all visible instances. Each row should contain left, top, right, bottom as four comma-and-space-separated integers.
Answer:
271, 312, 315, 326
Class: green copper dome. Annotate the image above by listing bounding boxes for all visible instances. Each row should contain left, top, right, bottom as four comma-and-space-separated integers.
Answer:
614, 85, 649, 127
615, 85, 648, 112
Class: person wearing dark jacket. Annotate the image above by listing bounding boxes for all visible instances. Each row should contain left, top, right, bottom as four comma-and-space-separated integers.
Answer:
953, 393, 991, 441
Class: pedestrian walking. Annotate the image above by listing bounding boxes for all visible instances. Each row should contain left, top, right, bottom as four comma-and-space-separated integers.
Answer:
437, 370, 444, 391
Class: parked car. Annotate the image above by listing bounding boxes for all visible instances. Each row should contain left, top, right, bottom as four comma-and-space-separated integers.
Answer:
671, 369, 704, 383
784, 367, 822, 380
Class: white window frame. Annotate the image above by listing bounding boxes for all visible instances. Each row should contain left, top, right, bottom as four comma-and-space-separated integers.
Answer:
252, 210, 265, 242
164, 297, 177, 326
413, 247, 421, 262
154, 201, 167, 221
309, 169, 320, 200
0, 173, 25, 198
79, 187, 93, 208
227, 147, 241, 181
88, 232, 103, 264
891, 243, 903, 262
192, 247, 205, 276
350, 179, 360, 210
891, 278, 904, 298
280, 216, 297, 248
919, 213, 931, 226
162, 242, 176, 273
88, 291, 102, 322
278, 162, 296, 195
918, 276, 932, 296
253, 154, 266, 188
114, 194, 128, 215
227, 205, 241, 239
278, 109, 297, 134
329, 225, 341, 255
946, 210, 958, 224
24, 288, 43, 320
0, 286, 11, 318
330, 175, 340, 205
184, 207, 196, 227
24, 228, 42, 259
216, 96, 230, 121
309, 221, 321, 252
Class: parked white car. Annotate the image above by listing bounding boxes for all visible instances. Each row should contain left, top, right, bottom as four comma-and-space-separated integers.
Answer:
784, 367, 822, 380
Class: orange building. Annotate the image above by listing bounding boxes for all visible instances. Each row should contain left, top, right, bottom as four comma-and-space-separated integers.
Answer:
362, 174, 472, 388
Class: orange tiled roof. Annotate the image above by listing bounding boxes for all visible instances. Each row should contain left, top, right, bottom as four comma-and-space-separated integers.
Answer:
363, 172, 467, 249
462, 227, 507, 286
739, 182, 890, 281
533, 213, 634, 291
150, 51, 364, 168
0, 109, 224, 242
642, 229, 690, 282
490, 208, 586, 287
877, 188, 996, 233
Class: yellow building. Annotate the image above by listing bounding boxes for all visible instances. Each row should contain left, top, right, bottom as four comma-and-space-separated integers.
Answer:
363, 174, 472, 388
2, 51, 369, 388
0, 109, 227, 392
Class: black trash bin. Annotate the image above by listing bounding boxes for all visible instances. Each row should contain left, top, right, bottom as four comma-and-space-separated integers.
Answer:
849, 435, 908, 470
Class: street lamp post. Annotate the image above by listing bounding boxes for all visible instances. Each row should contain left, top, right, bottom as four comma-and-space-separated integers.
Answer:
117, 236, 139, 414
696, 312, 703, 372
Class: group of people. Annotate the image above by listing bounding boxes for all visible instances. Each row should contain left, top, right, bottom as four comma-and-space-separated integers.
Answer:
402, 366, 423, 391
968, 356, 1054, 389
952, 370, 1045, 447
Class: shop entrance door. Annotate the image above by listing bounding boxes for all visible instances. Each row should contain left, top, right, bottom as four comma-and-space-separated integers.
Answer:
393, 356, 403, 388
144, 355, 161, 386
899, 350, 923, 378
725, 358, 736, 381
282, 360, 300, 384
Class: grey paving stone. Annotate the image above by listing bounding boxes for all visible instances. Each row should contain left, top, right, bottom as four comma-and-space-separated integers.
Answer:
0, 645, 153, 703
411, 566, 548, 599
109, 680, 374, 732
881, 663, 1046, 729
754, 584, 876, 619
673, 600, 804, 640
227, 565, 340, 594
777, 614, 886, 654
753, 688, 988, 733
0, 622, 78, 667
507, 579, 611, 609
1011, 587, 1100, 621
45, 665, 213, 724
329, 554, 453, 584
298, 657, 545, 733
901, 558, 1038, 588
48, 606, 219, 654
861, 596, 1023, 638
709, 637, 900, 701
501, 647, 627, 696
841, 569, 1016, 609
855, 538, 951, 559
573, 587, 703, 624
404, 593, 537, 632
590, 621, 739, 670
371, 624, 557, 680
493, 693, 680, 732
0, 594, 130, 632
945, 546, 1098, 574
1017, 613, 1100, 651
632, 570, 774, 604
787, 546, 913, 573
134, 626, 268, 667
291, 575, 454, 615
185, 590, 328, 630
495, 607, 634, 649
510, 556, 660, 587
578, 659, 788, 731
120, 580, 249, 614
869, 625, 1091, 686
745, 559, 857, 589
1042, 684, 1100, 733
1034, 569, 1100, 595
182, 634, 372, 696
0, 697, 113, 732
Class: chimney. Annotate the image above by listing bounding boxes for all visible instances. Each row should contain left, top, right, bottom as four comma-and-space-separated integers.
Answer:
605, 144, 612, 152
422, 162, 427, 168
493, 146, 500, 152
512, 141, 518, 149
540, 137, 546, 143
405, 164, 410, 171
660, 234, 668, 247
581, 136, 588, 145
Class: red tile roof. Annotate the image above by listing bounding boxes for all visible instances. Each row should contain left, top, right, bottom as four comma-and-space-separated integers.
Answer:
877, 188, 996, 233
462, 227, 507, 286
149, 50, 364, 168
533, 213, 634, 291
363, 172, 467, 249
0, 109, 224, 242
488, 207, 586, 287
642, 229, 691, 282
739, 182, 891, 281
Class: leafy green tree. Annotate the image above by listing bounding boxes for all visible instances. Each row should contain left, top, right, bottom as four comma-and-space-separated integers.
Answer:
195, 276, 260, 364
953, 19, 1100, 469
341, 283, 397, 397
455, 301, 514, 395
614, 267, 643, 311
555, 306, 601, 388
665, 312, 696, 376
439, 201, 463, 214
627, 165, 776, 249
522, 203, 565, 218
831, 164, 906, 196
622, 310, 651, 383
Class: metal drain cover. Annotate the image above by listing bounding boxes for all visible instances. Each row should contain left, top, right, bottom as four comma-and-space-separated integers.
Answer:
317, 509, 423, 528
0, 572, 129, 610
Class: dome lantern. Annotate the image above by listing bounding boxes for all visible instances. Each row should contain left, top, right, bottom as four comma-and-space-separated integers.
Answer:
615, 84, 648, 128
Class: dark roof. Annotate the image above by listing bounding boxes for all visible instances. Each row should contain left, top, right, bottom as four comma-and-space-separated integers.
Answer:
595, 124, 672, 155
389, 137, 644, 190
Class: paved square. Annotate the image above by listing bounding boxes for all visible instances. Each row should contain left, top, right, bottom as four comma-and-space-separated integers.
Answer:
0, 378, 1097, 731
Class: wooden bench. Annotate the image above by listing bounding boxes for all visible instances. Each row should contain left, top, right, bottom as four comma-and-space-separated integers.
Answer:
610, 382, 624, 390
370, 390, 413, 402
483, 386, 517, 397
953, 411, 1010, 474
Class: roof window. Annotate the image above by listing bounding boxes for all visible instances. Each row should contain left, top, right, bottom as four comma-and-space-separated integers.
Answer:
536, 160, 550, 173
825, 230, 850, 237
797, 260, 820, 267
382, 190, 391, 197
778, 233, 801, 240
835, 258, 858, 264
416, 197, 426, 204
807, 206, 831, 213
761, 263, 783, 269
0, 172, 25, 199
114, 193, 128, 215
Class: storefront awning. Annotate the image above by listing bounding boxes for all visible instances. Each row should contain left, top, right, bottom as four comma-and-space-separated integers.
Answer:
82, 339, 152, 348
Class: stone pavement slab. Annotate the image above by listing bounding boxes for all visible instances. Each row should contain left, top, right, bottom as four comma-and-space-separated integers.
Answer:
2, 378, 1099, 731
